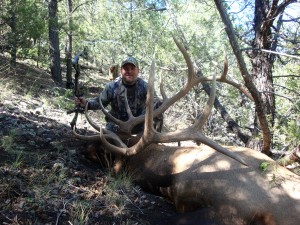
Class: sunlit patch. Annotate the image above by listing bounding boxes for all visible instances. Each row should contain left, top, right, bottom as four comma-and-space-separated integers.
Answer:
171, 148, 233, 173
276, 177, 300, 200
172, 150, 209, 173
231, 188, 251, 201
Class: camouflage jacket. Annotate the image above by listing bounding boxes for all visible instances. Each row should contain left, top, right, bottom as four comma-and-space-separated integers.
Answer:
88, 77, 160, 122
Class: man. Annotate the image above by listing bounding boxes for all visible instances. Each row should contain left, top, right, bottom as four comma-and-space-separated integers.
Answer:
75, 56, 162, 134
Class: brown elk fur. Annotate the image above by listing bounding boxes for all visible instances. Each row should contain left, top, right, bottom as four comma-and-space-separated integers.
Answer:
83, 143, 299, 225
122, 144, 300, 225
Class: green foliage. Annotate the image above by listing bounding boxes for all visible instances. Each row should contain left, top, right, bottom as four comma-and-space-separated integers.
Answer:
285, 120, 300, 142
1, 129, 17, 152
44, 88, 74, 110
275, 118, 300, 148
68, 200, 91, 225
1, 0, 48, 61
259, 162, 270, 172
11, 151, 24, 169
105, 171, 133, 208
272, 62, 300, 150
1, 129, 25, 169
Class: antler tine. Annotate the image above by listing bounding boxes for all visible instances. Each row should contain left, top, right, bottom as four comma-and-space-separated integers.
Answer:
159, 73, 168, 100
83, 98, 131, 134
173, 36, 196, 85
73, 125, 126, 148
72, 125, 100, 141
99, 126, 128, 154
194, 73, 216, 129
124, 89, 134, 118
73, 100, 129, 148
98, 94, 121, 126
151, 37, 200, 118
84, 100, 101, 131
144, 60, 157, 136
216, 55, 254, 101
97, 93, 144, 134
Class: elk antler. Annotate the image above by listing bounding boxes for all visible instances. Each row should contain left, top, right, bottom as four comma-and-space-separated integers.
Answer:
74, 38, 248, 165
72, 102, 128, 148
96, 38, 247, 165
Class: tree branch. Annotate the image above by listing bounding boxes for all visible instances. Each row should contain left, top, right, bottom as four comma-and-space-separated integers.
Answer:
213, 0, 272, 154
273, 75, 300, 78
240, 48, 300, 60
274, 84, 300, 96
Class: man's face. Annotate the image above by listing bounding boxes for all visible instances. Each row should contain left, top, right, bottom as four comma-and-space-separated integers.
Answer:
121, 63, 139, 85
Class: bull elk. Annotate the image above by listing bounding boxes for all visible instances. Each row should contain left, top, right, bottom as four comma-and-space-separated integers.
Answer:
73, 38, 300, 225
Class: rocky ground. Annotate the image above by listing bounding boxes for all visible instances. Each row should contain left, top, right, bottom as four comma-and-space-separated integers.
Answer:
0, 56, 185, 225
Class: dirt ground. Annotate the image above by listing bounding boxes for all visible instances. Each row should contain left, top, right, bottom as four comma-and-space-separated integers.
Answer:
0, 56, 193, 225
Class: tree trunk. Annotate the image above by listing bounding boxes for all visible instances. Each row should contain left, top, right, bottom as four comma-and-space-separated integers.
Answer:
8, 0, 17, 68
65, 0, 73, 89
251, 52, 275, 124
65, 38, 73, 88
250, 0, 276, 127
214, 0, 272, 155
48, 0, 62, 84
247, 1, 293, 151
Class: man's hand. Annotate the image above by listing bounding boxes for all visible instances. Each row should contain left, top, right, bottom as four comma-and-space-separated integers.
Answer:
75, 97, 87, 108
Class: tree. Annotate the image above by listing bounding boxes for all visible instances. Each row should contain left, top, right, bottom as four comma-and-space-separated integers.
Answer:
248, 0, 298, 151
65, 0, 73, 89
48, 0, 62, 84
214, 0, 300, 154
1, 0, 47, 67
1, 0, 19, 67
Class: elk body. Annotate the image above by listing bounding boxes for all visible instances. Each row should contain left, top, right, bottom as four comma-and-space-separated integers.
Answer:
126, 144, 300, 225
73, 38, 300, 225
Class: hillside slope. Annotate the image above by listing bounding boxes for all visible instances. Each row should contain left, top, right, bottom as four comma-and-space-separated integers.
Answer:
0, 56, 180, 225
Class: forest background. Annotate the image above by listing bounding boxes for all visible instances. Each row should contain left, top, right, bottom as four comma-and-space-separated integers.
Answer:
1, 0, 300, 162
1, 0, 300, 224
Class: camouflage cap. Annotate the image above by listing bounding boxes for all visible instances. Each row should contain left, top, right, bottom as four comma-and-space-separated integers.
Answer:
121, 57, 139, 68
